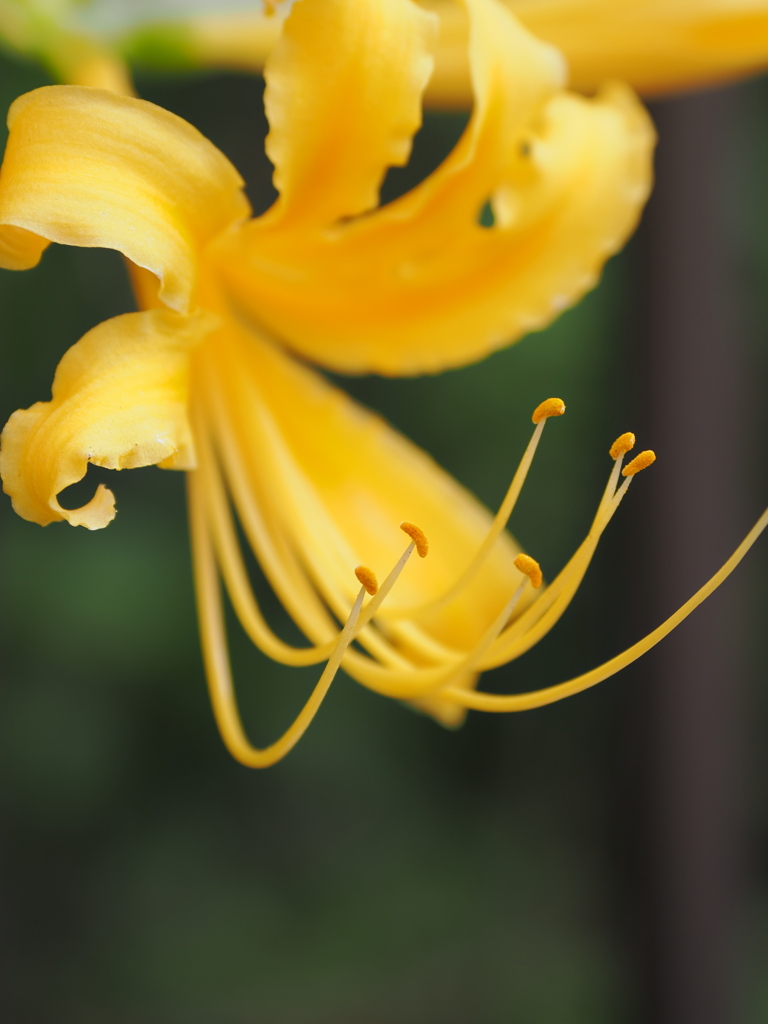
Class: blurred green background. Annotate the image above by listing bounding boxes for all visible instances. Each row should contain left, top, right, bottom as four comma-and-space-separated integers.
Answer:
1, 47, 767, 1024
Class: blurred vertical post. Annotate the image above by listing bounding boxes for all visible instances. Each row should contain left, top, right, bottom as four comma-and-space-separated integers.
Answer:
637, 89, 753, 1024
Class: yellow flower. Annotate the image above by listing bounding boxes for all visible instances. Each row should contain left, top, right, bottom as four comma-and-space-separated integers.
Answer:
0, 0, 762, 767
153, 0, 768, 104
424, 0, 768, 104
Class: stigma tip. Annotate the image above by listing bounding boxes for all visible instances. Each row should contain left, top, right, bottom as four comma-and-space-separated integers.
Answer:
514, 553, 543, 589
609, 432, 636, 460
354, 565, 379, 596
400, 522, 429, 558
622, 450, 656, 477
532, 397, 566, 424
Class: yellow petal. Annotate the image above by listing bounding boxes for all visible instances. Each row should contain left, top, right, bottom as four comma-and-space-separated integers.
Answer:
218, 0, 653, 375
0, 86, 250, 312
423, 0, 768, 104
0, 223, 49, 270
0, 309, 213, 530
262, 0, 437, 229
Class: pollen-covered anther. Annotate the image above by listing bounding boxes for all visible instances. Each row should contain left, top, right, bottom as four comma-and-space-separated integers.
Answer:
622, 450, 656, 477
514, 553, 543, 589
532, 397, 566, 424
354, 565, 379, 596
400, 521, 429, 558
610, 432, 636, 460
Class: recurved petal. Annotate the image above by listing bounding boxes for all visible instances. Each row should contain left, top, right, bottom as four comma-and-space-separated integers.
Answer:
0, 86, 250, 312
262, 0, 437, 229
0, 309, 212, 530
0, 223, 50, 269
220, 1, 652, 375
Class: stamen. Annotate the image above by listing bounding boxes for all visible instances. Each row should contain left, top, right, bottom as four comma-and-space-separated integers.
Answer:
514, 553, 543, 589
395, 401, 564, 616
355, 565, 379, 595
610, 432, 636, 460
191, 489, 426, 766
443, 505, 768, 712
481, 452, 641, 669
596, 432, 638, 522
201, 436, 339, 666
193, 339, 768, 745
202, 351, 429, 676
343, 574, 533, 701
400, 521, 429, 558
623, 450, 656, 476
532, 397, 566, 424
360, 526, 429, 626
204, 366, 341, 644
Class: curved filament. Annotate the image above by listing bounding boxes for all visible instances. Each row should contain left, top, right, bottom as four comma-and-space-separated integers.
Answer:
445, 506, 768, 712
189, 466, 368, 767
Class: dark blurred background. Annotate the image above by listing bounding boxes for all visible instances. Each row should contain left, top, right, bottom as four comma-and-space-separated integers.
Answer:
1, 49, 767, 1024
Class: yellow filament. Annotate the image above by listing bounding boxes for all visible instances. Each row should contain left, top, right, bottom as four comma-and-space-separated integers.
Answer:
595, 447, 627, 520
610, 432, 636, 459
532, 397, 566, 424
623, 450, 656, 476
355, 565, 379, 595
230, 394, 417, 671
514, 553, 543, 589
445, 506, 768, 711
212, 394, 418, 673
335, 576, 533, 701
198, 347, 442, 687
224, 358, 407, 646
193, 447, 462, 724
204, 371, 341, 645
202, 341, 395, 664
396, 413, 553, 616
189, 469, 369, 768
207, 452, 436, 691
198, 403, 636, 705
200, 424, 338, 666
194, 392, 381, 670
200, 345, 442, 678
479, 472, 634, 668
356, 540, 419, 627
211, 333, 355, 606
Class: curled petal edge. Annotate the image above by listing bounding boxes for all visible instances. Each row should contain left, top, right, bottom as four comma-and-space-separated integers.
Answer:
0, 86, 250, 313
0, 308, 215, 530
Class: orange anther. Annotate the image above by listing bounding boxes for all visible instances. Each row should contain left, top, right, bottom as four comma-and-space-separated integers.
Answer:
514, 553, 543, 589
622, 450, 656, 477
400, 522, 429, 558
354, 565, 379, 596
532, 397, 566, 424
609, 432, 636, 460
